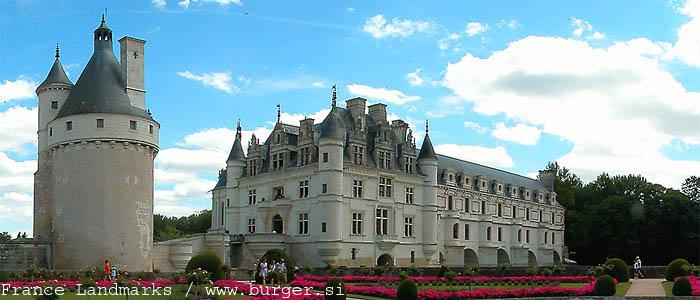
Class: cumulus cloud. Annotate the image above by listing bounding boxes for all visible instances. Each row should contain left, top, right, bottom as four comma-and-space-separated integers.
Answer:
434, 144, 515, 168
497, 19, 519, 30
0, 106, 36, 153
155, 204, 208, 217
491, 123, 542, 145
0, 192, 32, 222
465, 22, 489, 37
406, 69, 425, 86
178, 0, 241, 8
0, 152, 34, 194
178, 71, 238, 93
464, 121, 489, 134
570, 17, 606, 40
363, 15, 433, 38
152, 0, 166, 7
347, 84, 420, 105
426, 95, 464, 118
0, 77, 37, 103
443, 35, 700, 187
271, 109, 331, 126
669, 0, 700, 67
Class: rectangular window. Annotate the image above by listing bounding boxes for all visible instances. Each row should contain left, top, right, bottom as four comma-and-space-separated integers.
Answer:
518, 229, 522, 242
453, 224, 459, 239
481, 201, 486, 215
448, 196, 453, 210
323, 152, 328, 162
410, 250, 415, 263
248, 190, 257, 205
322, 183, 328, 194
487, 227, 492, 241
96, 119, 104, 128
352, 145, 363, 164
272, 154, 278, 170
375, 208, 388, 235
526, 230, 530, 243
404, 157, 414, 174
498, 203, 502, 217
248, 219, 256, 233
298, 213, 309, 235
298, 180, 309, 198
227, 199, 230, 207
299, 147, 311, 166
66, 121, 72, 131
51, 101, 58, 109
130, 120, 137, 130
552, 232, 555, 244
498, 227, 502, 241
49, 127, 52, 136
404, 217, 413, 237
378, 151, 392, 169
352, 212, 363, 235
149, 124, 154, 134
545, 231, 548, 243
378, 151, 385, 169
526, 208, 530, 221
353, 180, 363, 198
405, 188, 414, 204
248, 160, 258, 176
321, 222, 327, 233
379, 177, 392, 197
351, 248, 357, 260
465, 224, 470, 240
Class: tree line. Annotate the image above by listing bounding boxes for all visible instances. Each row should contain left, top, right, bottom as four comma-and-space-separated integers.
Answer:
153, 210, 211, 242
545, 162, 699, 266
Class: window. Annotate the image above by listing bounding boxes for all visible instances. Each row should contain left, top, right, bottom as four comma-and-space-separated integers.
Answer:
526, 191, 530, 198
49, 127, 52, 136
322, 183, 328, 194
498, 203, 502, 217
248, 219, 256, 233
498, 184, 502, 192
299, 147, 311, 166
526, 230, 530, 243
272, 153, 284, 170
221, 201, 224, 225
351, 248, 357, 260
298, 180, 309, 198
405, 188, 414, 204
378, 150, 392, 169
321, 222, 327, 233
465, 177, 470, 185
487, 227, 492, 240
513, 205, 517, 218
465, 224, 470, 240
544, 232, 548, 244
248, 190, 257, 205
379, 177, 392, 197
481, 181, 486, 188
298, 213, 309, 235
518, 229, 522, 242
526, 208, 530, 221
51, 101, 58, 109
375, 208, 388, 235
539, 210, 542, 221
481, 201, 486, 215
129, 120, 137, 130
352, 212, 363, 235
276, 133, 281, 144
405, 157, 414, 174
498, 227, 502, 241
227, 199, 230, 207
66, 121, 72, 131
404, 217, 413, 237
552, 232, 555, 244
248, 160, 258, 176
149, 124, 154, 134
323, 152, 328, 162
411, 251, 415, 263
353, 180, 363, 198
448, 196, 453, 210
96, 119, 104, 128
452, 223, 459, 239
352, 145, 363, 164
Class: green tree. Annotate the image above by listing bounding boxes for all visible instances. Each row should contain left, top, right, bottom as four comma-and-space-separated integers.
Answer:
682, 176, 699, 203
0, 232, 11, 241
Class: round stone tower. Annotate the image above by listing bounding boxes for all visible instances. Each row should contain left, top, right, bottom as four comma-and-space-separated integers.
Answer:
38, 17, 159, 271
417, 120, 438, 264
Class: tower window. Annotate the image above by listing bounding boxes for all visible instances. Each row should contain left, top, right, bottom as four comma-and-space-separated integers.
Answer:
66, 121, 72, 131
248, 218, 256, 233
130, 120, 137, 130
49, 127, 52, 136
149, 124, 154, 134
405, 187, 413, 204
487, 227, 492, 240
465, 224, 470, 240
51, 101, 58, 109
323, 152, 328, 162
321, 222, 327, 233
322, 183, 328, 194
96, 119, 104, 128
498, 227, 502, 241
452, 223, 459, 239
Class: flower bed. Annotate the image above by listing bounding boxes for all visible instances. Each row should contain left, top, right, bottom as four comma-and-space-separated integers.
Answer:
297, 275, 593, 284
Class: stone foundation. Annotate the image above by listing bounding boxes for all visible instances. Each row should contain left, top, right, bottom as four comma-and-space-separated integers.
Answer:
0, 240, 51, 270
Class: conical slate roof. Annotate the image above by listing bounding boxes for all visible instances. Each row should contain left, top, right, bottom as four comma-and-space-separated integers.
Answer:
319, 107, 345, 139
56, 19, 150, 119
418, 133, 438, 160
38, 58, 73, 89
227, 136, 245, 161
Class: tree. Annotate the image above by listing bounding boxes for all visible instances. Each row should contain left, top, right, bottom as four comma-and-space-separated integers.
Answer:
153, 210, 212, 242
0, 232, 11, 241
682, 176, 699, 203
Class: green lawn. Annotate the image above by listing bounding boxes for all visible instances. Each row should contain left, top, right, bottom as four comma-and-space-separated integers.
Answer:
663, 281, 674, 296
614, 282, 632, 296
0, 284, 251, 299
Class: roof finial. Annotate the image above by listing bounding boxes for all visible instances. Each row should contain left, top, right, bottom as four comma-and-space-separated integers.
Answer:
331, 84, 337, 108
236, 119, 242, 139
277, 103, 281, 123
55, 43, 60, 59
103, 8, 106, 22
425, 119, 429, 134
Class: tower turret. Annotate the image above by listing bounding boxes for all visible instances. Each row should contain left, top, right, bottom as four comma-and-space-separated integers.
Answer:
226, 120, 246, 189
417, 120, 438, 264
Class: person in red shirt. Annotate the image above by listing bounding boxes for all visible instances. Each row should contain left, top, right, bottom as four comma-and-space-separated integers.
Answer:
104, 260, 110, 279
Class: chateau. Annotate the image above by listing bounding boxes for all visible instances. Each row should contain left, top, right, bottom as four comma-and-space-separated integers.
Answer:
32, 17, 159, 271
211, 92, 565, 268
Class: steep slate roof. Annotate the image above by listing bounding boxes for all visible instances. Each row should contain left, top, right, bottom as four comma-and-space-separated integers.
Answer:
417, 133, 438, 160
319, 107, 346, 139
226, 137, 245, 161
38, 57, 73, 89
56, 19, 150, 119
214, 170, 227, 189
435, 153, 548, 192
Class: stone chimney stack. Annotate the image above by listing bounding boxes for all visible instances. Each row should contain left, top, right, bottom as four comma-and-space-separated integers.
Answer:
346, 97, 367, 131
119, 36, 146, 109
368, 103, 387, 125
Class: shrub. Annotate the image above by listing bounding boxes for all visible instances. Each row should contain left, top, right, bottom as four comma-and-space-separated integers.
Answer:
324, 278, 346, 300
185, 251, 224, 281
397, 279, 418, 300
553, 264, 566, 275
672, 277, 692, 296
469, 264, 479, 274
373, 266, 385, 277
407, 265, 420, 276
398, 271, 408, 281
0, 270, 9, 282
437, 264, 452, 278
666, 258, 690, 281
444, 271, 456, 282
359, 267, 372, 276
221, 265, 229, 279
262, 249, 295, 281
303, 265, 313, 273
593, 275, 616, 296
153, 268, 161, 274
541, 268, 553, 276
327, 265, 339, 276
604, 258, 630, 282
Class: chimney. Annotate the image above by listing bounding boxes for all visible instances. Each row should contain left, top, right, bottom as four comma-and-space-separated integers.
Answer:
368, 103, 387, 125
346, 97, 367, 130
119, 36, 146, 109
391, 119, 409, 143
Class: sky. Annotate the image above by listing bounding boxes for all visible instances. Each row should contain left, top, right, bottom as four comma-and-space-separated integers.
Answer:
1, 0, 699, 237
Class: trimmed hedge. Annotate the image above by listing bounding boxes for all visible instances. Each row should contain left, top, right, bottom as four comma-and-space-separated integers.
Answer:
593, 275, 616, 296
262, 248, 295, 282
185, 251, 224, 281
324, 278, 346, 300
604, 258, 630, 282
666, 258, 690, 281
672, 277, 692, 296
397, 279, 418, 300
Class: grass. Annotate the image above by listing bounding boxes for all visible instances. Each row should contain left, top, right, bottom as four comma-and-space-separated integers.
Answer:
663, 281, 674, 296
0, 284, 252, 299
614, 282, 632, 296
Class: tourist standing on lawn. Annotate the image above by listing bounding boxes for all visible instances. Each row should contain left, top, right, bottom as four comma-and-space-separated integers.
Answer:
269, 259, 277, 285
278, 259, 287, 284
633, 256, 644, 279
104, 260, 110, 280
259, 258, 268, 286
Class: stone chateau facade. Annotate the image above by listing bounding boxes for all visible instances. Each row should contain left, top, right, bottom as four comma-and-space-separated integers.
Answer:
211, 92, 565, 268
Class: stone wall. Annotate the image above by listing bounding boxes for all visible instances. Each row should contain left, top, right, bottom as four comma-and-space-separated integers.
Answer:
0, 240, 51, 270
153, 232, 230, 273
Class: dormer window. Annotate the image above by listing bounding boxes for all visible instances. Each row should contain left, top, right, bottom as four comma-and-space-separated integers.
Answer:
378, 150, 391, 169
498, 184, 502, 192
299, 147, 311, 166
353, 145, 363, 164
404, 157, 414, 174
449, 174, 453, 181
272, 153, 285, 170
276, 133, 281, 144
465, 177, 469, 185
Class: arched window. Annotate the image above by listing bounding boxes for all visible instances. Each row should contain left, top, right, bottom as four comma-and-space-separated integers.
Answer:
452, 223, 459, 239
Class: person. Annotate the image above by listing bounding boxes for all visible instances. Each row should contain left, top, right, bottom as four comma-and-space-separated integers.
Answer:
278, 259, 287, 284
110, 266, 117, 281
104, 260, 110, 280
269, 259, 277, 285
259, 258, 268, 286
634, 256, 644, 279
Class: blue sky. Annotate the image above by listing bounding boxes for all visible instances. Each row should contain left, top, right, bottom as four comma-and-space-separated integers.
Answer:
1, 0, 699, 236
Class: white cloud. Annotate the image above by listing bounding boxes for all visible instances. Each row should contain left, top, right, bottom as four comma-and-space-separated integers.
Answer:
434, 144, 515, 168
426, 95, 464, 118
497, 19, 519, 30
438, 33, 460, 50
311, 82, 325, 88
363, 15, 433, 38
347, 7, 355, 12
443, 35, 700, 188
0, 77, 37, 103
346, 84, 420, 105
178, 0, 241, 8
152, 0, 166, 7
178, 71, 238, 93
155, 204, 207, 217
669, 0, 700, 67
491, 122, 542, 145
465, 22, 489, 37
406, 69, 425, 86
0, 192, 32, 222
590, 31, 606, 40
0, 152, 34, 194
571, 17, 592, 37
0, 106, 36, 153
272, 109, 331, 126
464, 121, 488, 134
